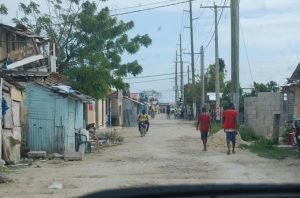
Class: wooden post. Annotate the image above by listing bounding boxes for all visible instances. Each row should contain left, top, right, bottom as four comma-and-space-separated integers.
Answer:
273, 114, 280, 145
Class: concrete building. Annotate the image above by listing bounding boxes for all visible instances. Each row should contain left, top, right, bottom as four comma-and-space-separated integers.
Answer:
244, 92, 284, 138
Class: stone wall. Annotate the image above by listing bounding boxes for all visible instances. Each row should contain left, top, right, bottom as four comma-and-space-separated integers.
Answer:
244, 92, 284, 138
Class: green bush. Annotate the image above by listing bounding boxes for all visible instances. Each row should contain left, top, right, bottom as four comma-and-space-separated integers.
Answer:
210, 123, 222, 134
238, 125, 260, 141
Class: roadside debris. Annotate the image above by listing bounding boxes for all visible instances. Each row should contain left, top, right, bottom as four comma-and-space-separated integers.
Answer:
0, 175, 13, 184
27, 151, 47, 159
48, 182, 64, 189
48, 153, 64, 160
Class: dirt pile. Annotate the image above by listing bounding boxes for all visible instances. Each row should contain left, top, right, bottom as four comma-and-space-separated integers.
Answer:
209, 130, 247, 148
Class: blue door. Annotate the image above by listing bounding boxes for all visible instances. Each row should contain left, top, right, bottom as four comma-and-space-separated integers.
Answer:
28, 118, 58, 153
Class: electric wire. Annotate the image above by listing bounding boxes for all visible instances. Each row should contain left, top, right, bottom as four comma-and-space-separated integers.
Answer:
125, 71, 188, 79
111, 0, 195, 17
110, 0, 183, 12
240, 21, 255, 84
203, 0, 227, 50
129, 74, 188, 84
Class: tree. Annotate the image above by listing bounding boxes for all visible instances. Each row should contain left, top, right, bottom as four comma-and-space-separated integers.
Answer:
0, 4, 8, 15
221, 81, 244, 112
250, 81, 279, 96
14, 0, 152, 99
182, 58, 226, 110
205, 58, 226, 92
184, 83, 199, 106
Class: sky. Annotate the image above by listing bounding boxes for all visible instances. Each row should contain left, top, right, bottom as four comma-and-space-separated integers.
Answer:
2, 0, 300, 102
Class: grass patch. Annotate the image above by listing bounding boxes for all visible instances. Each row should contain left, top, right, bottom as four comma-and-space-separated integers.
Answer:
241, 137, 298, 159
210, 123, 222, 134
239, 125, 299, 159
0, 166, 10, 173
238, 125, 260, 141
238, 125, 299, 159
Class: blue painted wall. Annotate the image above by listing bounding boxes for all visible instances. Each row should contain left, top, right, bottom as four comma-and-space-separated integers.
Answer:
25, 83, 84, 154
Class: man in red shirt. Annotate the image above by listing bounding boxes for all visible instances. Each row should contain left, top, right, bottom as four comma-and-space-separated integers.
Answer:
222, 103, 238, 155
197, 107, 211, 151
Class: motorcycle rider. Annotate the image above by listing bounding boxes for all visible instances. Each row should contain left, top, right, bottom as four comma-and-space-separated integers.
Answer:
138, 110, 150, 132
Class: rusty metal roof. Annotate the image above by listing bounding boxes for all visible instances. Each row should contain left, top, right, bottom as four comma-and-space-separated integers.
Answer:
0, 23, 48, 41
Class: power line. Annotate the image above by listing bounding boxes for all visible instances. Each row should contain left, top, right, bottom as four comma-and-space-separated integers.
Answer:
110, 0, 182, 12
203, 0, 228, 50
240, 21, 255, 84
125, 71, 188, 79
130, 77, 175, 84
194, 0, 211, 38
111, 0, 195, 16
129, 74, 188, 84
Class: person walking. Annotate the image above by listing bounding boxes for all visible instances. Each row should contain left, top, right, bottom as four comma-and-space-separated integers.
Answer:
197, 107, 211, 151
222, 102, 238, 155
166, 105, 171, 120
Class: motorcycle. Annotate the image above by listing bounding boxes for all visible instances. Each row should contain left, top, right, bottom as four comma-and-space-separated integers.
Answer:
139, 121, 147, 137
150, 111, 155, 119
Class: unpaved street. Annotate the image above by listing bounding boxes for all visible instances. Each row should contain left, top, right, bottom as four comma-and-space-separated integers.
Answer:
1, 114, 300, 198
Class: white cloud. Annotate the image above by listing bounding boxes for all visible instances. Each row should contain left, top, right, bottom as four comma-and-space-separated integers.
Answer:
240, 11, 300, 49
240, 0, 300, 12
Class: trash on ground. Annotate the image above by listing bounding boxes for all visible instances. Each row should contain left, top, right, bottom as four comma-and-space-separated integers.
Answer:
48, 182, 64, 189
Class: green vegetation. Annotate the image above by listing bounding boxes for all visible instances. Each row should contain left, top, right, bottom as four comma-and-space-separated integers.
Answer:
238, 125, 259, 141
239, 125, 298, 159
0, 3, 7, 15
210, 123, 222, 134
0, 166, 10, 173
15, 0, 152, 99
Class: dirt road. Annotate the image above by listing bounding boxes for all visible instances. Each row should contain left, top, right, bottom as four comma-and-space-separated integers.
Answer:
1, 114, 300, 197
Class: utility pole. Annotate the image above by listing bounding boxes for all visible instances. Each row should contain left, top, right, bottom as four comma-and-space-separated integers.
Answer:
231, 0, 239, 113
187, 65, 190, 84
214, 3, 221, 122
188, 0, 196, 118
200, 46, 205, 108
200, 3, 230, 121
175, 50, 178, 104
180, 34, 184, 103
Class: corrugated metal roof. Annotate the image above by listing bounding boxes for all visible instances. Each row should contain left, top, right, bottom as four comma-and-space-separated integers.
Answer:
123, 96, 145, 105
33, 82, 93, 103
0, 23, 48, 41
291, 63, 300, 80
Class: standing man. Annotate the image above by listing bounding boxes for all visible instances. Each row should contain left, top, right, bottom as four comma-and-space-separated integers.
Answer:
222, 103, 238, 155
197, 107, 211, 151
166, 105, 171, 120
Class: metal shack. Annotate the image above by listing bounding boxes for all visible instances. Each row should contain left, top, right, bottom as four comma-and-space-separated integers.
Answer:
24, 82, 89, 154
123, 96, 144, 127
